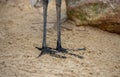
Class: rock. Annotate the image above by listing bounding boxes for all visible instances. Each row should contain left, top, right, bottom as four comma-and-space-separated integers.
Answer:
66, 0, 120, 34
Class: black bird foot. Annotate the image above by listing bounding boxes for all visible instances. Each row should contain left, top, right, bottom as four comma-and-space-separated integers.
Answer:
56, 47, 84, 59
36, 47, 55, 57
56, 47, 68, 53
36, 47, 66, 59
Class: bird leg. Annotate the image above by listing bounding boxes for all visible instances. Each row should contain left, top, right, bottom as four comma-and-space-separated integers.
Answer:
37, 0, 85, 58
42, 0, 48, 49
55, 0, 68, 53
38, 0, 56, 57
37, 0, 66, 58
55, 0, 86, 53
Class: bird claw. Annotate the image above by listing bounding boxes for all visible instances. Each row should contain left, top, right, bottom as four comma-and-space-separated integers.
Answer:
36, 47, 67, 59
36, 47, 56, 57
56, 47, 68, 53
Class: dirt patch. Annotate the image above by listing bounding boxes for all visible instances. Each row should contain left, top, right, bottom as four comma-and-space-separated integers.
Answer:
0, 0, 120, 77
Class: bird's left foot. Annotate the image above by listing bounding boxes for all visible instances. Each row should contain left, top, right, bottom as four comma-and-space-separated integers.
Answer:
56, 47, 68, 53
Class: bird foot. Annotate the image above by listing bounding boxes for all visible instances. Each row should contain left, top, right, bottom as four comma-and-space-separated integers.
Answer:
36, 47, 66, 59
56, 47, 68, 53
55, 47, 85, 59
36, 47, 55, 57
36, 46, 86, 59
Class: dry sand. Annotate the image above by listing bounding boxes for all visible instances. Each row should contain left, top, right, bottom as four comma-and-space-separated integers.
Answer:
0, 0, 120, 77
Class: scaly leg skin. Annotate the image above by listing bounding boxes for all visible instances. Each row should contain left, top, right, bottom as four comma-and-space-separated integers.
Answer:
55, 0, 68, 53
38, 0, 50, 57
37, 0, 85, 58
37, 0, 66, 58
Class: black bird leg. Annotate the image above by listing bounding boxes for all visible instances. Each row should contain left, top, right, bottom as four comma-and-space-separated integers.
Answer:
37, 0, 55, 57
42, 0, 48, 49
36, 0, 85, 58
36, 0, 66, 58
55, 0, 86, 53
55, 0, 67, 53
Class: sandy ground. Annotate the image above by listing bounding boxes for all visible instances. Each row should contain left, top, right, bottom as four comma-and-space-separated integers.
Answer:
0, 0, 120, 77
